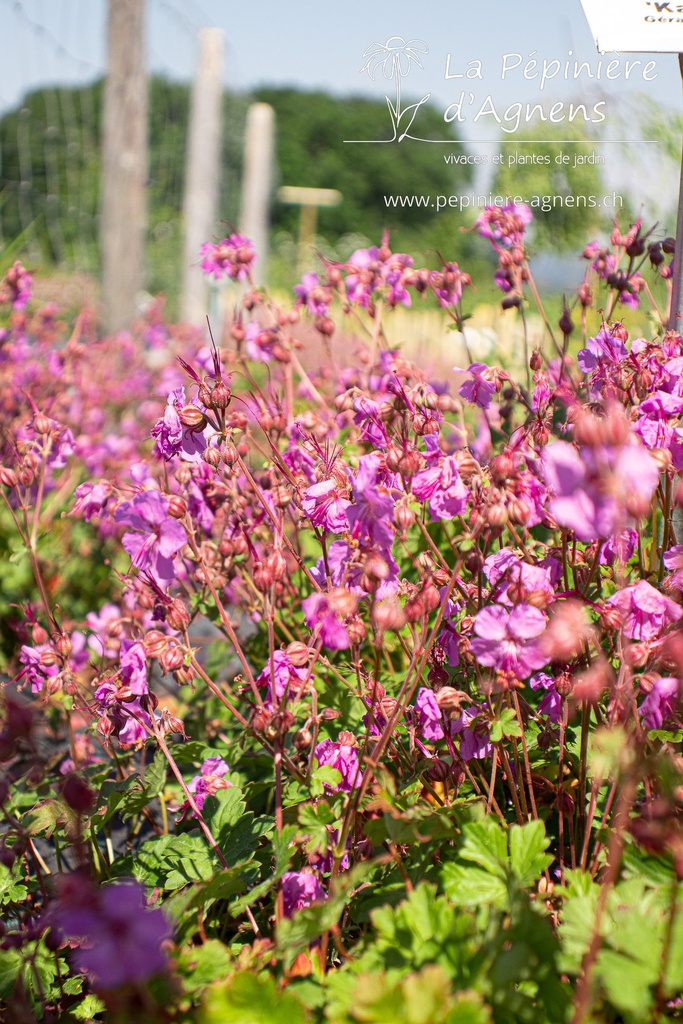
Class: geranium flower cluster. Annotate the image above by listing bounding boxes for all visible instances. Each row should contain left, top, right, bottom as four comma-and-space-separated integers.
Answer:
1, 208, 682, 1021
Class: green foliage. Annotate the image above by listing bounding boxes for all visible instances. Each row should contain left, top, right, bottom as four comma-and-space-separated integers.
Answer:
254, 88, 471, 240
490, 122, 607, 250
0, 79, 473, 305
442, 820, 553, 908
559, 868, 683, 1022
200, 972, 310, 1024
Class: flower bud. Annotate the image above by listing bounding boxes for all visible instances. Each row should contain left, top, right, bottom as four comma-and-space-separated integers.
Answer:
144, 630, 168, 658
485, 503, 508, 528
33, 413, 51, 435
426, 759, 450, 782
0, 846, 15, 869
30, 623, 48, 645
598, 604, 624, 632
286, 641, 311, 667
558, 307, 574, 336
178, 405, 207, 429
167, 495, 187, 519
293, 728, 313, 750
253, 561, 272, 592
338, 730, 357, 747
61, 773, 94, 814
422, 582, 441, 613
507, 496, 530, 526
398, 450, 422, 479
222, 443, 239, 467
174, 665, 195, 686
624, 642, 650, 669
160, 646, 185, 674
394, 501, 416, 534
435, 687, 466, 713
371, 596, 407, 633
209, 381, 232, 410
530, 350, 543, 371
203, 446, 221, 467
554, 672, 574, 698
264, 550, 287, 583
364, 553, 390, 582
167, 597, 191, 632
0, 467, 17, 488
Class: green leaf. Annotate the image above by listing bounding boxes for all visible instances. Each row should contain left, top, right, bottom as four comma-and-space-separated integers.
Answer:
203, 787, 246, 836
509, 821, 552, 887
72, 994, 106, 1020
200, 971, 309, 1024
490, 708, 521, 743
458, 821, 508, 879
441, 865, 508, 908
177, 940, 233, 994
142, 749, 167, 798
121, 832, 218, 890
596, 949, 656, 1018
298, 801, 336, 855
309, 765, 342, 798
0, 948, 22, 997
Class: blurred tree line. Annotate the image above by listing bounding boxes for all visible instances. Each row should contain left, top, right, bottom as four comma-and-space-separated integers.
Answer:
0, 76, 612, 307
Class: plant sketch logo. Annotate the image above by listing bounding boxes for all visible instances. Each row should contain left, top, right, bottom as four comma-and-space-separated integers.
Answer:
347, 36, 431, 142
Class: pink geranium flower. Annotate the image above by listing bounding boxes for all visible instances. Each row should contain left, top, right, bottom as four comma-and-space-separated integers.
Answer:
469, 604, 547, 679
606, 580, 682, 641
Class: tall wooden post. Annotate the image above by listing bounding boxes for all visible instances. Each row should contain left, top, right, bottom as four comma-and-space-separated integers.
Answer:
668, 54, 683, 332
100, 0, 147, 334
181, 28, 224, 325
239, 103, 275, 286
277, 186, 342, 276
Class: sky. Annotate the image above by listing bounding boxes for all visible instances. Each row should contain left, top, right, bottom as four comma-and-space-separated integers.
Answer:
0, 0, 682, 221
0, 0, 681, 123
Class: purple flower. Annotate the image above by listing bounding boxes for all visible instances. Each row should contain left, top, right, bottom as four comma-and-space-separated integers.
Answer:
114, 490, 187, 587
451, 706, 493, 760
639, 677, 681, 731
19, 644, 59, 693
483, 549, 560, 606
606, 581, 682, 641
294, 272, 331, 316
664, 546, 683, 590
281, 871, 326, 917
529, 672, 562, 723
476, 203, 532, 249
302, 592, 351, 651
314, 738, 360, 792
86, 604, 121, 659
71, 481, 112, 521
541, 439, 659, 543
346, 455, 395, 549
53, 880, 171, 989
412, 455, 469, 521
256, 650, 308, 702
577, 323, 628, 374
151, 386, 207, 463
187, 755, 232, 813
1, 261, 32, 310
119, 640, 148, 696
600, 529, 638, 566
302, 479, 351, 533
414, 688, 444, 741
200, 234, 255, 282
430, 262, 470, 308
457, 363, 496, 410
469, 604, 547, 680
